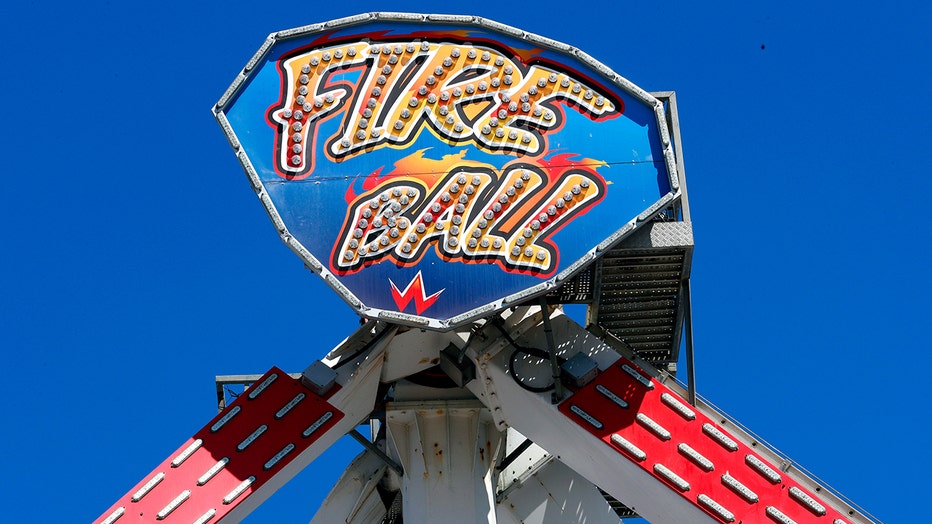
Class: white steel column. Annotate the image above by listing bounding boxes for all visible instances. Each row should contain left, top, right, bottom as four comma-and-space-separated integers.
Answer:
386, 400, 502, 524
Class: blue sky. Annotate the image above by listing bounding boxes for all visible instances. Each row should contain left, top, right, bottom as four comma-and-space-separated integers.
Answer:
1, 1, 928, 522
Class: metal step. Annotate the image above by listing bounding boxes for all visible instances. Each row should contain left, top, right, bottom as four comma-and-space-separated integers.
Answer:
593, 221, 692, 368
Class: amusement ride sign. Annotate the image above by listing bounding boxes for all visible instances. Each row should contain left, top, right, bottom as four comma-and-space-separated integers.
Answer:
214, 13, 680, 329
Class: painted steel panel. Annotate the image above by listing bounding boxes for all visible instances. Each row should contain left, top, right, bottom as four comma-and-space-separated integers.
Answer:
560, 359, 852, 523
216, 14, 678, 329
95, 368, 344, 524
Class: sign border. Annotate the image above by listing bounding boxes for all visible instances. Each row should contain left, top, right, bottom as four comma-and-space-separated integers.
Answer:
213, 12, 681, 331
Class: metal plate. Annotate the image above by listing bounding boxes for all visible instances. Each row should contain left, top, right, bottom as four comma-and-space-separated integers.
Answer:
559, 360, 854, 524
95, 367, 344, 524
215, 13, 679, 330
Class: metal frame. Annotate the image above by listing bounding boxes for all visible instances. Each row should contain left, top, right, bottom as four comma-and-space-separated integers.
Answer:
99, 306, 880, 524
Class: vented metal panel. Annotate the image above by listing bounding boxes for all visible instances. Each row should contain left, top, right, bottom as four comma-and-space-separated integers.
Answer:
599, 488, 639, 519
545, 264, 596, 304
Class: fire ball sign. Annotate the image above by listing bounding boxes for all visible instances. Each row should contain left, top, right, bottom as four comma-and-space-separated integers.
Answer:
214, 13, 680, 330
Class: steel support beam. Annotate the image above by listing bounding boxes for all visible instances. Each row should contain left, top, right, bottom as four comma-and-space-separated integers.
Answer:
683, 278, 697, 405
385, 400, 502, 524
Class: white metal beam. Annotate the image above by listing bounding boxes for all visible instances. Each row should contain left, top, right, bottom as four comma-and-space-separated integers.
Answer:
499, 454, 620, 524
386, 400, 502, 524
467, 328, 716, 523
220, 325, 394, 522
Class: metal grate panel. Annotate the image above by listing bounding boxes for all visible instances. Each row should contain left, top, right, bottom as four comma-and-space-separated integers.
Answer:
599, 488, 639, 519
545, 264, 596, 304
590, 222, 693, 368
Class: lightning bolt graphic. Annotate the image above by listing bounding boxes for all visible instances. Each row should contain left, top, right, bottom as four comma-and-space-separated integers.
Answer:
389, 271, 444, 315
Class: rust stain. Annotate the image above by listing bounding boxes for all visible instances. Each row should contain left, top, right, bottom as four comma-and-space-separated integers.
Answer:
418, 357, 430, 364
430, 357, 440, 365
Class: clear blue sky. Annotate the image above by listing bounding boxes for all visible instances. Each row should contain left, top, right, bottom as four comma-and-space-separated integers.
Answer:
1, 1, 927, 522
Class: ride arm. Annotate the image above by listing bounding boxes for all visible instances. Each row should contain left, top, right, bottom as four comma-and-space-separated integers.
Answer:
95, 323, 395, 524
466, 307, 874, 524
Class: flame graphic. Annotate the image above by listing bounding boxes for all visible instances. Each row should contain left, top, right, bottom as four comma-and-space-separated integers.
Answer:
389, 271, 444, 315
345, 148, 492, 202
